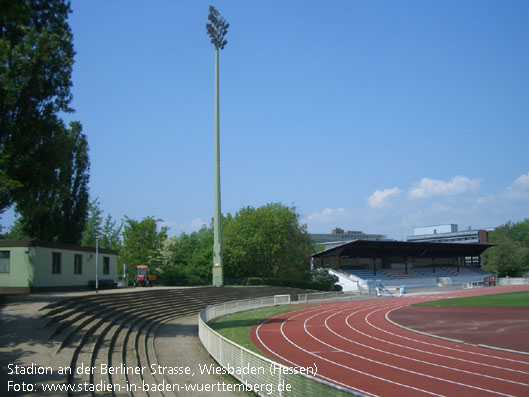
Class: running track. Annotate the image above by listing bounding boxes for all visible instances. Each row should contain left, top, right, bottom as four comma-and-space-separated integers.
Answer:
251, 285, 529, 396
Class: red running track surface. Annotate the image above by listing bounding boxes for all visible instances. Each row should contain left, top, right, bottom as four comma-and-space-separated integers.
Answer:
250, 285, 529, 397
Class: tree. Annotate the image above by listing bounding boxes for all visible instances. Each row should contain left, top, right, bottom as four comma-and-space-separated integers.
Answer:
2, 216, 29, 240
82, 198, 104, 246
150, 226, 214, 286
0, 155, 21, 217
10, 121, 90, 243
100, 214, 122, 251
485, 219, 529, 277
54, 121, 90, 242
147, 204, 314, 286
120, 216, 168, 283
0, 0, 86, 238
82, 198, 122, 250
223, 203, 314, 281
149, 236, 183, 284
509, 218, 529, 245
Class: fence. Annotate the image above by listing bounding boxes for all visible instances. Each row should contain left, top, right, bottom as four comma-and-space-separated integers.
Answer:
198, 296, 362, 397
499, 277, 529, 285
298, 289, 374, 304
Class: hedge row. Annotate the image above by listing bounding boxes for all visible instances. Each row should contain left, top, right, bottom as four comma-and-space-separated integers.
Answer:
246, 277, 341, 291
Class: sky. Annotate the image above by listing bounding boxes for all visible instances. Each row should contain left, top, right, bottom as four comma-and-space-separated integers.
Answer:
3, 0, 529, 240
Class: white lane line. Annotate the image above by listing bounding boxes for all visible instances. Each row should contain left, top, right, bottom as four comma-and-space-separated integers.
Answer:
360, 306, 529, 375
255, 306, 378, 397
260, 306, 446, 396
368, 305, 529, 367
301, 307, 513, 396
319, 305, 529, 389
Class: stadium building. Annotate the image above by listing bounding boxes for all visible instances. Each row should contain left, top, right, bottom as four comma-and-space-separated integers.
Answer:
312, 239, 494, 291
407, 224, 491, 266
311, 227, 388, 250
407, 224, 489, 244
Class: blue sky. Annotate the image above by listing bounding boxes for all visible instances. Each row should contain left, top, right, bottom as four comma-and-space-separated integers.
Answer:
3, 0, 529, 240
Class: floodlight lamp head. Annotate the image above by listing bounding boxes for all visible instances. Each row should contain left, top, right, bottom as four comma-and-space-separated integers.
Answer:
206, 5, 229, 50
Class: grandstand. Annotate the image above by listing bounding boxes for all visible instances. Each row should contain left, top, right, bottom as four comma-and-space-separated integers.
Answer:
343, 269, 391, 281
314, 240, 495, 290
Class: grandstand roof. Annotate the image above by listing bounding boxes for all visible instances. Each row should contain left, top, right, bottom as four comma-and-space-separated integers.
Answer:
312, 239, 494, 259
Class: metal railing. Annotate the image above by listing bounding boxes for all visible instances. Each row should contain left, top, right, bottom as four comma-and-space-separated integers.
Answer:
298, 289, 374, 304
499, 277, 529, 285
198, 296, 362, 397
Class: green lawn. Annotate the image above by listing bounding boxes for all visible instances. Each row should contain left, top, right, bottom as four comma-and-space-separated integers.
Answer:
415, 290, 529, 307
207, 305, 307, 354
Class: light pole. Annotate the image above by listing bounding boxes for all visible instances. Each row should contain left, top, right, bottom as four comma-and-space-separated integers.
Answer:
95, 235, 103, 293
206, 5, 229, 287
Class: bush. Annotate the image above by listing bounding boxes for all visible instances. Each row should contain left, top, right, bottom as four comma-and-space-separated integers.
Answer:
247, 277, 264, 286
311, 268, 340, 290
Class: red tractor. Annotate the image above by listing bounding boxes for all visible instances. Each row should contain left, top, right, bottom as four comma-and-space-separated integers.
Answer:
134, 265, 156, 287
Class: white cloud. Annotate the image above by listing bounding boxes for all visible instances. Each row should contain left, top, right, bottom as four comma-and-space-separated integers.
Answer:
430, 202, 451, 213
367, 187, 402, 208
512, 172, 529, 190
408, 176, 480, 199
163, 218, 207, 236
159, 221, 177, 229
505, 172, 529, 199
188, 218, 207, 231
306, 207, 345, 222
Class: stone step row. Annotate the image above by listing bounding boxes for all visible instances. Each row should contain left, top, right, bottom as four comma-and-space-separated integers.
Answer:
39, 286, 310, 396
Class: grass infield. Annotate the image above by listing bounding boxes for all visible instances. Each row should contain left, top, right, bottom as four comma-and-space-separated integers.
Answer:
207, 305, 306, 354
415, 290, 529, 307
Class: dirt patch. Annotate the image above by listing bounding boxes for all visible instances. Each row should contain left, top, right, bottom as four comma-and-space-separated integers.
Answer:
389, 306, 529, 353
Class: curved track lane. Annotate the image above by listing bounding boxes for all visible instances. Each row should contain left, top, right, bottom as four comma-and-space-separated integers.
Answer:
251, 286, 529, 397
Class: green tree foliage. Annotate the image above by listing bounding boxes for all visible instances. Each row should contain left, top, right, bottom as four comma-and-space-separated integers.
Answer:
82, 198, 122, 250
0, 154, 21, 217
120, 216, 168, 283
1, 0, 74, 209
311, 267, 339, 290
82, 198, 103, 245
150, 226, 214, 285
8, 122, 90, 243
509, 219, 529, 245
485, 219, 529, 277
0, 0, 89, 241
150, 203, 314, 286
149, 236, 183, 284
223, 203, 314, 281
53, 121, 90, 242
2, 216, 29, 240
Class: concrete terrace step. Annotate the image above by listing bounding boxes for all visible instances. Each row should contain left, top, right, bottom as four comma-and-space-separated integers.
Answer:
38, 286, 311, 396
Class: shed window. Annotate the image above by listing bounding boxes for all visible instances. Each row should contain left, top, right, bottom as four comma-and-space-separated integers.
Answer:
74, 254, 83, 274
103, 257, 110, 275
0, 251, 10, 273
52, 252, 61, 274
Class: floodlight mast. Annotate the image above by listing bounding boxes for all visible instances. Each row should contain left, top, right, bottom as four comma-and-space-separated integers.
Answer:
207, 6, 228, 287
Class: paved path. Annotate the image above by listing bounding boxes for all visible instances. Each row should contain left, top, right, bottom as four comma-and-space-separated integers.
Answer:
154, 315, 247, 396
1, 293, 73, 395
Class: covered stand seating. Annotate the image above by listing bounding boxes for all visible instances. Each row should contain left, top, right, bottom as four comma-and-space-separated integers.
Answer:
312, 240, 494, 281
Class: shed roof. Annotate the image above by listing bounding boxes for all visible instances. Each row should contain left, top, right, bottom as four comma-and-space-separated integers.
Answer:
312, 239, 493, 259
0, 240, 119, 255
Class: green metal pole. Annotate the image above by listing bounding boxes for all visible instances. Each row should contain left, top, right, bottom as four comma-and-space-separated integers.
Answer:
212, 47, 224, 287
